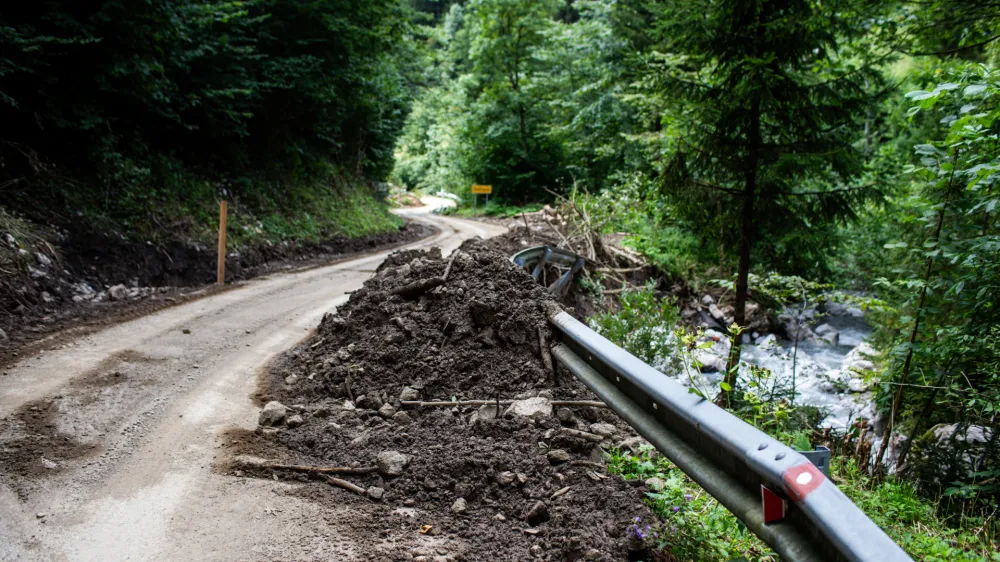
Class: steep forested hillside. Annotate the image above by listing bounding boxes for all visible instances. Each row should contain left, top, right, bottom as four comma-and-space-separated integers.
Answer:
1, 0, 413, 246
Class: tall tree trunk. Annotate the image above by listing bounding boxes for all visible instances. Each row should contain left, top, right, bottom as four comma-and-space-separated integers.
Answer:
720, 95, 761, 406
517, 104, 530, 156
875, 150, 958, 472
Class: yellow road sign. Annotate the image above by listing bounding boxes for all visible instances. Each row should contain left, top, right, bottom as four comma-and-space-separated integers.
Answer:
471, 184, 493, 194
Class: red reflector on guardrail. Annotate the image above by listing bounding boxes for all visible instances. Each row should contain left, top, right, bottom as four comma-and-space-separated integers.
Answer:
783, 462, 824, 502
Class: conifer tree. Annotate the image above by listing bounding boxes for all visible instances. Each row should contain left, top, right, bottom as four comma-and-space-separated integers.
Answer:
644, 0, 888, 400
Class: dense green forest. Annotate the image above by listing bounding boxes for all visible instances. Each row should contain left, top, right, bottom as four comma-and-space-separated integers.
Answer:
1, 0, 413, 245
2, 0, 999, 559
396, 0, 1000, 559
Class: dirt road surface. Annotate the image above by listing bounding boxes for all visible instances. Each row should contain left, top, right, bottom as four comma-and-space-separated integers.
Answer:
0, 202, 505, 561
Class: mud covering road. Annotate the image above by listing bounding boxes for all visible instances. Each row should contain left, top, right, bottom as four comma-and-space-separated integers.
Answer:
0, 201, 505, 561
233, 239, 656, 561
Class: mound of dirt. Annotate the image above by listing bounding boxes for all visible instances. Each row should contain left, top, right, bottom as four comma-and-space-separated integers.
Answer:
234, 240, 656, 561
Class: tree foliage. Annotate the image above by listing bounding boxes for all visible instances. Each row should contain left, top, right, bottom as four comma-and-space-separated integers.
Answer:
1, 0, 413, 233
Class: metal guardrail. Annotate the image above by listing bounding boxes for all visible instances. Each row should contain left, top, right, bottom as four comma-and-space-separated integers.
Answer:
547, 310, 912, 562
512, 245, 586, 297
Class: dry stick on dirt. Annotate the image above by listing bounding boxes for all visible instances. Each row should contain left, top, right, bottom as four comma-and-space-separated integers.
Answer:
399, 400, 607, 408
389, 250, 461, 298
325, 475, 368, 497
259, 463, 378, 475
538, 326, 555, 383
559, 428, 604, 442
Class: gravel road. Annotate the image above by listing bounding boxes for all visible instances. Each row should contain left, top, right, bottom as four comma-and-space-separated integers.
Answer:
0, 202, 505, 561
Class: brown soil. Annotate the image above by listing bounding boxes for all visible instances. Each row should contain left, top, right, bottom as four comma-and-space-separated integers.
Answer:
0, 222, 436, 367
227, 240, 657, 561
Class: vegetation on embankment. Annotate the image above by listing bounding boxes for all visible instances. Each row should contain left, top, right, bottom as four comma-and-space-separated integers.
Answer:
1, 0, 415, 262
396, 0, 999, 559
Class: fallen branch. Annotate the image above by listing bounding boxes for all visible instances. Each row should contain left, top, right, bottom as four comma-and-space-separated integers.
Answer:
325, 476, 368, 497
400, 400, 607, 408
598, 267, 644, 274
608, 246, 643, 265
390, 277, 444, 298
602, 288, 635, 295
559, 428, 604, 442
441, 250, 460, 281
259, 463, 378, 475
550, 486, 572, 499
390, 251, 460, 298
538, 326, 554, 377
569, 460, 606, 469
544, 216, 573, 249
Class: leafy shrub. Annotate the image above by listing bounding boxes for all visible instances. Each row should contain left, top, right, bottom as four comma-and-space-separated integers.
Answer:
589, 284, 679, 364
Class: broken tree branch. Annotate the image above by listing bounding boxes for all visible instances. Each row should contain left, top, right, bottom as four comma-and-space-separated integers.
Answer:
325, 476, 368, 497
390, 251, 461, 298
559, 428, 604, 442
400, 400, 607, 408
538, 326, 554, 378
260, 463, 378, 475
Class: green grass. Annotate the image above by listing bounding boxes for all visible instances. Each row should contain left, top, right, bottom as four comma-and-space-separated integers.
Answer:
0, 207, 54, 277
607, 447, 1000, 562
41, 165, 402, 251
445, 200, 542, 219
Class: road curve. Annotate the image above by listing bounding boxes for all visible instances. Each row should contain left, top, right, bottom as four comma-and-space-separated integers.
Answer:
0, 206, 505, 561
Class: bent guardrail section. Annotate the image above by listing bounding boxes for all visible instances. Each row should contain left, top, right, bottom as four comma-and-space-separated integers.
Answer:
547, 310, 911, 562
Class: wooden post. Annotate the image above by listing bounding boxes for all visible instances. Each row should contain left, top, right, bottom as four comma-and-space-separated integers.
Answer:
217, 200, 227, 285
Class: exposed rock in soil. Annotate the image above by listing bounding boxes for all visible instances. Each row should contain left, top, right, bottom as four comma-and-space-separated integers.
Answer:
235, 241, 653, 561
258, 401, 287, 427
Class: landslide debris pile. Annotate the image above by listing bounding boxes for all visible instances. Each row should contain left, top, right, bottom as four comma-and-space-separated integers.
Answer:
241, 240, 655, 561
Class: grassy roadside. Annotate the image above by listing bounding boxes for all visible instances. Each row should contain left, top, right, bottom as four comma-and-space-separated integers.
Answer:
607, 446, 998, 562
442, 200, 542, 219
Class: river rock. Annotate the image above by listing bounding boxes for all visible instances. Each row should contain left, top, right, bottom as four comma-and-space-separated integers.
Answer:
259, 401, 287, 427
844, 342, 878, 373
286, 414, 304, 428
755, 333, 778, 349
377, 450, 411, 476
691, 329, 731, 372
451, 497, 468, 515
708, 303, 728, 325
814, 323, 839, 346
911, 422, 996, 480
847, 377, 870, 393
